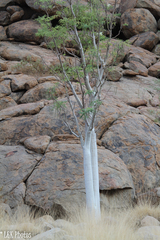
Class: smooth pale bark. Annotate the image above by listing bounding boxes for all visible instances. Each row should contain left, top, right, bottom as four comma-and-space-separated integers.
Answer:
83, 126, 100, 218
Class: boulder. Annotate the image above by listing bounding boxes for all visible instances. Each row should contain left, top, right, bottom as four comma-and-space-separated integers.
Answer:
0, 101, 45, 121
107, 66, 123, 81
22, 135, 51, 154
3, 74, 38, 91
0, 145, 42, 207
0, 0, 25, 8
119, 0, 137, 14
138, 106, 160, 127
19, 81, 66, 103
127, 99, 147, 108
10, 10, 24, 23
0, 26, 7, 41
136, 0, 160, 19
101, 114, 160, 193
25, 142, 134, 216
0, 11, 10, 26
149, 94, 160, 107
158, 19, 160, 30
121, 8, 157, 38
6, 5, 23, 15
0, 80, 11, 98
148, 61, 160, 78
127, 60, 148, 77
152, 44, 160, 56
0, 59, 8, 71
7, 20, 43, 44
0, 96, 17, 111
129, 32, 159, 51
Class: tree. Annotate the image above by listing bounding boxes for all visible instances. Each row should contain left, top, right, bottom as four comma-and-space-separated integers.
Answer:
36, 0, 121, 218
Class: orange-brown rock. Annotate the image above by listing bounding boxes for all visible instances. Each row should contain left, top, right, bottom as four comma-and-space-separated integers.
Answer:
152, 44, 160, 56
101, 114, 160, 193
6, 5, 23, 14
149, 95, 160, 107
0, 11, 10, 26
121, 8, 157, 38
7, 20, 43, 44
148, 61, 160, 78
10, 10, 24, 23
138, 106, 160, 127
25, 142, 134, 214
123, 69, 138, 76
119, 0, 136, 14
129, 32, 159, 51
136, 0, 160, 18
127, 99, 147, 108
128, 61, 148, 77
0, 80, 11, 98
0, 96, 17, 111
0, 26, 7, 41
107, 67, 123, 81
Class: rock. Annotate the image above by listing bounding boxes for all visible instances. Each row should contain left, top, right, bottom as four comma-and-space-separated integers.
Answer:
119, 0, 137, 14
138, 106, 160, 127
136, 0, 160, 18
0, 101, 45, 121
37, 76, 60, 84
128, 60, 148, 77
0, 80, 11, 98
141, 216, 160, 227
25, 142, 134, 216
0, 0, 25, 8
127, 99, 147, 108
0, 41, 79, 66
10, 91, 25, 103
149, 95, 160, 107
137, 226, 160, 240
0, 203, 12, 219
7, 20, 43, 44
0, 96, 17, 111
158, 20, 160, 30
107, 67, 123, 81
0, 26, 7, 41
0, 145, 42, 207
148, 62, 160, 78
34, 215, 54, 232
53, 219, 74, 231
22, 135, 51, 154
30, 228, 66, 240
10, 10, 24, 23
121, 8, 157, 38
0, 11, 10, 26
2, 182, 26, 209
4, 74, 39, 91
0, 59, 8, 71
101, 114, 160, 193
19, 82, 65, 104
125, 45, 157, 68
6, 5, 23, 15
129, 32, 159, 51
123, 69, 138, 76
152, 44, 160, 56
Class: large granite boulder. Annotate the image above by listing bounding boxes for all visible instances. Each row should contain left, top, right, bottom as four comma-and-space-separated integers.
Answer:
121, 8, 157, 38
0, 0, 25, 8
7, 20, 43, 44
25, 142, 134, 216
136, 0, 160, 18
101, 114, 160, 193
0, 145, 42, 208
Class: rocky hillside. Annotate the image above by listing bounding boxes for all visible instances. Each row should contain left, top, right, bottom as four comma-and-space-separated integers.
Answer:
0, 0, 160, 218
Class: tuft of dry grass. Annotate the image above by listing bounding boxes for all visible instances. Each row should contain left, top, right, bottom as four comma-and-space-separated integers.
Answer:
0, 203, 160, 240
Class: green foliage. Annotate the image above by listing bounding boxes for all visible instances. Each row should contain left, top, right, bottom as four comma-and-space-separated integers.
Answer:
123, 23, 129, 27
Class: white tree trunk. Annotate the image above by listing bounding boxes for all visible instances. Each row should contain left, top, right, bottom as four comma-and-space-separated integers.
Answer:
83, 126, 100, 218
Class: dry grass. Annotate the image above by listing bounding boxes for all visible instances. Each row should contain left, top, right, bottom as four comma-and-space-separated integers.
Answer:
0, 202, 160, 240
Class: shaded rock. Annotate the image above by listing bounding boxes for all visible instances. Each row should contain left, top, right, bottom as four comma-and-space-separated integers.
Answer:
0, 101, 45, 121
158, 19, 160, 30
119, 0, 137, 14
121, 8, 157, 38
25, 142, 134, 216
125, 45, 157, 68
2, 182, 26, 209
6, 74, 38, 91
10, 91, 25, 103
141, 216, 160, 227
19, 82, 65, 104
22, 135, 51, 154
129, 32, 159, 51
0, 0, 25, 8
0, 145, 42, 204
148, 62, 160, 78
0, 59, 8, 71
6, 5, 23, 15
127, 99, 147, 108
101, 114, 160, 193
152, 44, 160, 56
0, 80, 11, 98
0, 96, 17, 111
107, 67, 123, 81
0, 11, 10, 26
136, 0, 160, 19
7, 20, 43, 43
128, 61, 148, 77
10, 10, 24, 23
0, 26, 7, 41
